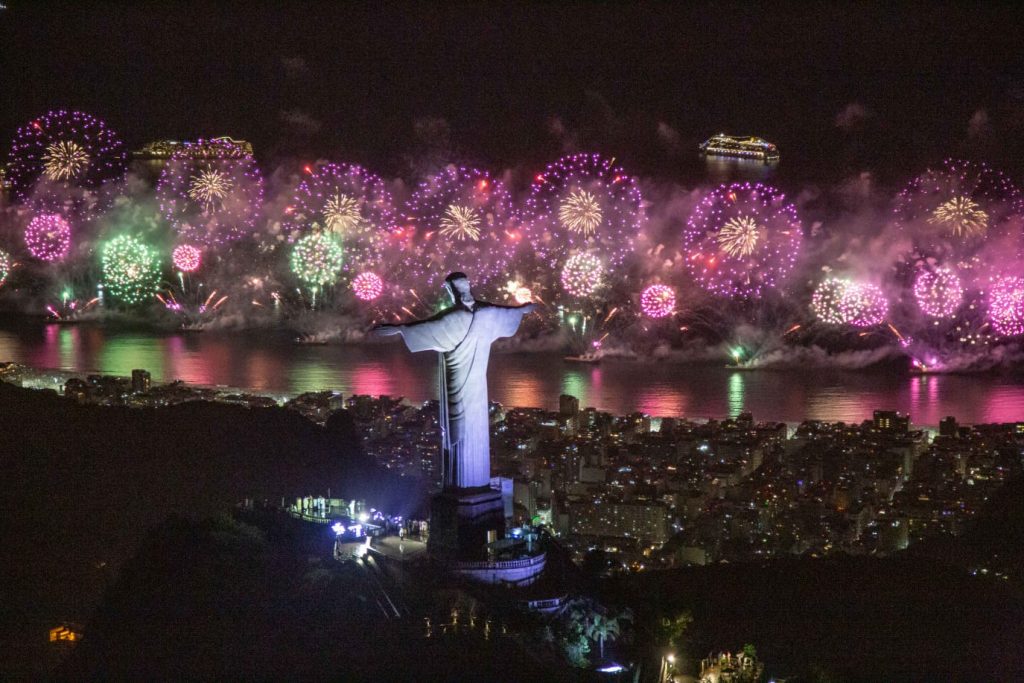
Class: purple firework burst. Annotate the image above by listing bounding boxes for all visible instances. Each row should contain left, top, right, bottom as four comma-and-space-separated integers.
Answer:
156, 139, 264, 247
683, 182, 802, 299
894, 159, 1024, 258
398, 166, 518, 291
524, 153, 643, 273
6, 110, 126, 217
282, 162, 393, 276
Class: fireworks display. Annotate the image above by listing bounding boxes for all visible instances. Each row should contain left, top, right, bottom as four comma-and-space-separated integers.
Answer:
352, 271, 384, 301
560, 252, 604, 298
283, 163, 393, 277
895, 159, 1023, 257
6, 110, 126, 214
42, 140, 90, 182
683, 182, 801, 298
5, 122, 1024, 370
101, 235, 160, 306
559, 190, 603, 236
156, 139, 264, 246
400, 166, 517, 290
913, 266, 963, 318
812, 277, 888, 327
640, 284, 675, 318
172, 244, 202, 273
291, 232, 344, 286
928, 197, 988, 238
988, 276, 1024, 337
24, 213, 71, 262
525, 153, 642, 271
0, 249, 10, 287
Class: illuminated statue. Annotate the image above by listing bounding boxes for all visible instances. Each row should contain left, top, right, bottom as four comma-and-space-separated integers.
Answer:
375, 272, 534, 489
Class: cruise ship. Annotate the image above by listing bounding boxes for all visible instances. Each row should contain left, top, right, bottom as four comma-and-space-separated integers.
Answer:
699, 133, 779, 161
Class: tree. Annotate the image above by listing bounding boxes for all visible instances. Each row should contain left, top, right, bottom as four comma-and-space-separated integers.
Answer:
657, 611, 693, 652
742, 643, 757, 660
586, 612, 621, 660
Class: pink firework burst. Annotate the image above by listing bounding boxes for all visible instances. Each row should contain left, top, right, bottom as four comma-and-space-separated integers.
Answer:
352, 271, 384, 301
640, 284, 675, 318
172, 244, 202, 272
913, 266, 963, 318
988, 276, 1024, 337
24, 213, 71, 262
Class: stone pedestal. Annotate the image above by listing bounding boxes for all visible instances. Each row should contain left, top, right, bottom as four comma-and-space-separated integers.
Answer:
428, 486, 505, 561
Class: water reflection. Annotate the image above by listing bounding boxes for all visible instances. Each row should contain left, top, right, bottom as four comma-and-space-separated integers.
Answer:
2, 322, 1024, 425
703, 155, 778, 185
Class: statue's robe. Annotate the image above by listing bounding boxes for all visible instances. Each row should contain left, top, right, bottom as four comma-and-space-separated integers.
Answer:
396, 302, 530, 489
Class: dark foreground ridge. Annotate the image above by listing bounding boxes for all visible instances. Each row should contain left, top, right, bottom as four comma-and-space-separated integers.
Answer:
3, 381, 1024, 680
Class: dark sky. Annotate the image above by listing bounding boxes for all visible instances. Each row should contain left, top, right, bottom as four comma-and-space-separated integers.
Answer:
3, 1, 1024, 183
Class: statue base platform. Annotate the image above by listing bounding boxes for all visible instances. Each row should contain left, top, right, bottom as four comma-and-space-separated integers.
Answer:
428, 486, 505, 561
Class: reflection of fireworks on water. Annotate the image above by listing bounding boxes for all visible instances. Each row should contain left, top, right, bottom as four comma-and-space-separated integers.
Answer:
101, 235, 160, 306
284, 163, 392, 279
640, 284, 675, 318
187, 169, 233, 211
684, 182, 801, 299
172, 244, 202, 272
928, 196, 988, 238
558, 190, 603, 236
812, 277, 888, 327
895, 159, 1023, 257
913, 266, 963, 318
291, 232, 344, 286
352, 271, 383, 300
42, 141, 90, 181
988, 276, 1024, 337
401, 166, 517, 290
717, 215, 762, 257
25, 213, 71, 262
0, 249, 10, 287
7, 110, 126, 215
439, 204, 482, 241
525, 153, 642, 272
156, 139, 264, 246
560, 253, 603, 298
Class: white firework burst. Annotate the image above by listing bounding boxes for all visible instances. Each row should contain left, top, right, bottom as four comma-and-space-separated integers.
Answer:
717, 215, 763, 257
439, 204, 482, 241
558, 190, 603, 236
928, 196, 989, 238
42, 140, 90, 181
323, 193, 363, 233
187, 168, 233, 211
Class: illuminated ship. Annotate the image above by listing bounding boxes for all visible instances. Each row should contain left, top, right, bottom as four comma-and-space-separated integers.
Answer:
132, 137, 254, 160
699, 134, 779, 161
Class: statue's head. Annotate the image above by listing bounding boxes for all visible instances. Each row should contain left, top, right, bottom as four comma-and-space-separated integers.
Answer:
444, 272, 474, 307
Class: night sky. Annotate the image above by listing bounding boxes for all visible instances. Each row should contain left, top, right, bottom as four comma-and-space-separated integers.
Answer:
3, 2, 1024, 182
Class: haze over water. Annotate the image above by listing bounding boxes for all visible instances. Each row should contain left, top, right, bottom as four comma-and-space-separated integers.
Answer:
4, 321, 1024, 427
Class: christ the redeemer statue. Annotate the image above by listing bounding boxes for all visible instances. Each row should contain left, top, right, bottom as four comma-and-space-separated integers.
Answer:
375, 272, 534, 491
